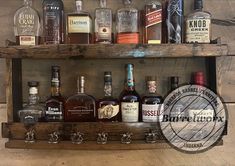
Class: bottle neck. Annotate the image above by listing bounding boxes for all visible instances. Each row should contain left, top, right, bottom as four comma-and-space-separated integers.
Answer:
194, 0, 203, 11
147, 81, 157, 94
125, 65, 135, 91
100, 0, 107, 8
24, 0, 32, 7
51, 79, 61, 96
28, 87, 39, 105
104, 82, 112, 97
77, 76, 85, 94
171, 83, 179, 91
123, 0, 132, 7
76, 0, 82, 12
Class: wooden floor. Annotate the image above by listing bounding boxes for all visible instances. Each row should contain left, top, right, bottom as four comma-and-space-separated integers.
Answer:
0, 104, 234, 166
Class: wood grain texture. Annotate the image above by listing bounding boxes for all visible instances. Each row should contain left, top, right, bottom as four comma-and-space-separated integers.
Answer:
5, 59, 13, 122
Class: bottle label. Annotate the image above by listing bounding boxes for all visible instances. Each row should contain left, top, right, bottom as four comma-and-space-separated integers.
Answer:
142, 104, 163, 122
46, 102, 63, 120
186, 19, 211, 43
146, 9, 162, 28
121, 102, 139, 122
19, 36, 36, 46
98, 27, 111, 40
98, 105, 119, 119
117, 33, 139, 44
68, 16, 92, 33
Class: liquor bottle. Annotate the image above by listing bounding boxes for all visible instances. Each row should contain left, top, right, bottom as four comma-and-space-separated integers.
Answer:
193, 71, 205, 86
14, 0, 40, 46
143, 1, 162, 44
116, 0, 140, 44
185, 0, 211, 43
66, 0, 92, 44
45, 66, 65, 121
43, 0, 64, 44
94, 0, 113, 44
167, 0, 184, 43
97, 72, 120, 122
142, 76, 163, 122
119, 64, 141, 122
170, 76, 179, 91
65, 76, 96, 122
18, 81, 45, 124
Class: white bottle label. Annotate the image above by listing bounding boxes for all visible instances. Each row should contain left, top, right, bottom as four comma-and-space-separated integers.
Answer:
98, 104, 119, 119
68, 16, 92, 33
20, 36, 36, 46
121, 102, 139, 122
186, 18, 211, 43
142, 104, 163, 122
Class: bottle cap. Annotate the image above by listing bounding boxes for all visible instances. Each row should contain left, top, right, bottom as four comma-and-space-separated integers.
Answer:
104, 71, 112, 82
146, 76, 157, 93
194, 72, 205, 85
28, 81, 39, 87
194, 0, 203, 10
123, 0, 132, 5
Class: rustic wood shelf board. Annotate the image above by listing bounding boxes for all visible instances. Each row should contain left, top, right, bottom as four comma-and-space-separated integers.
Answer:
0, 44, 228, 59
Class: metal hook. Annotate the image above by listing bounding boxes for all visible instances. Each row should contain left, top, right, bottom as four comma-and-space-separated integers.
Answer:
71, 132, 84, 144
97, 132, 108, 144
48, 131, 60, 144
25, 129, 35, 143
121, 132, 132, 144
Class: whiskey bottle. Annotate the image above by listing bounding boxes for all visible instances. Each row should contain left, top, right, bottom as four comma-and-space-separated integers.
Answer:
65, 76, 96, 122
18, 81, 45, 124
167, 0, 184, 43
142, 76, 163, 122
144, 1, 162, 44
14, 0, 40, 46
97, 72, 120, 122
116, 0, 140, 44
94, 0, 113, 44
185, 0, 211, 43
193, 71, 206, 86
45, 66, 65, 121
119, 64, 141, 122
170, 76, 179, 91
66, 0, 92, 44
43, 0, 64, 44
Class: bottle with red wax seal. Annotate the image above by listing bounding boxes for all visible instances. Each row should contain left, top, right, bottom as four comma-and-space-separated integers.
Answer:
193, 71, 206, 86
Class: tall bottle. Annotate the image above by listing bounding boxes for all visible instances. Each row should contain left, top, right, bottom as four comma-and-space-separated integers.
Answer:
65, 76, 96, 122
116, 0, 140, 44
43, 0, 64, 44
143, 1, 162, 44
45, 66, 65, 121
142, 76, 163, 122
185, 0, 211, 43
14, 0, 40, 45
167, 0, 184, 43
119, 64, 141, 122
94, 0, 113, 44
97, 72, 120, 122
66, 0, 93, 44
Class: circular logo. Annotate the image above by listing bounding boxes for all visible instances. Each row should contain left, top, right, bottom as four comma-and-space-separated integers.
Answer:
160, 85, 227, 153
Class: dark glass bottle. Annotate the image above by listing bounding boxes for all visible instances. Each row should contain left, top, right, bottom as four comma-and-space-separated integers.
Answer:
142, 76, 163, 122
167, 0, 184, 43
43, 0, 64, 44
119, 64, 141, 122
170, 76, 179, 91
66, 0, 93, 44
45, 66, 65, 121
97, 72, 120, 122
65, 76, 96, 122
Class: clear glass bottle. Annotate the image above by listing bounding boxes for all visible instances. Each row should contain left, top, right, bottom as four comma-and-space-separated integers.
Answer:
143, 1, 162, 44
185, 0, 211, 43
97, 72, 120, 122
142, 76, 163, 122
14, 0, 40, 46
119, 64, 141, 122
65, 76, 96, 122
18, 81, 45, 124
116, 0, 140, 44
45, 66, 65, 121
66, 0, 93, 44
43, 0, 64, 44
167, 0, 184, 43
94, 0, 113, 44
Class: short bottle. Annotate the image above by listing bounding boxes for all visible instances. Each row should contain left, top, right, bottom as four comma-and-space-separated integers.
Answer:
95, 0, 113, 44
119, 64, 141, 122
185, 0, 211, 43
142, 76, 163, 122
45, 66, 65, 121
18, 81, 45, 124
167, 0, 184, 43
14, 0, 41, 46
170, 76, 179, 91
65, 76, 96, 122
116, 0, 140, 44
43, 0, 64, 44
143, 1, 162, 44
66, 0, 93, 44
97, 72, 120, 122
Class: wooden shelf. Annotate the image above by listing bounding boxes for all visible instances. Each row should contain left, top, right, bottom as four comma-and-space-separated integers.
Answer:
0, 44, 228, 59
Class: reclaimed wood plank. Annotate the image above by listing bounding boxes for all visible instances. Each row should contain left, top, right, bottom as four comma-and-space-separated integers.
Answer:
5, 59, 13, 122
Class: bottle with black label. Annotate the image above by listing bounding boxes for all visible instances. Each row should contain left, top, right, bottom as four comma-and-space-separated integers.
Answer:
97, 72, 120, 122
45, 66, 65, 121
185, 0, 211, 43
142, 76, 163, 122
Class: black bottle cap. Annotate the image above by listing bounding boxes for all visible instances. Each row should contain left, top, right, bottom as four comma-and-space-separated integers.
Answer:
194, 0, 203, 10
170, 76, 179, 85
104, 71, 112, 82
28, 81, 39, 87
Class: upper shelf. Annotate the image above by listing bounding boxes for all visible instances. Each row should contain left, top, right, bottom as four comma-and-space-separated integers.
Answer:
0, 44, 228, 59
